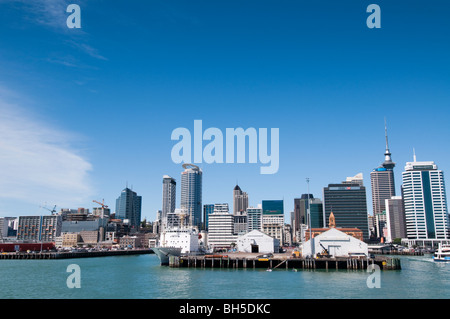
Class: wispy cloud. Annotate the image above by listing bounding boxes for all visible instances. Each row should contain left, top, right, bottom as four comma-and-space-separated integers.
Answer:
0, 88, 95, 209
3, 0, 108, 63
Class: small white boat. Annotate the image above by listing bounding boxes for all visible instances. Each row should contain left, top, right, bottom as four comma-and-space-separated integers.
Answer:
433, 243, 450, 262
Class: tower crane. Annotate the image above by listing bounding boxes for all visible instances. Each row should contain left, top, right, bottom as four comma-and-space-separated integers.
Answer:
93, 199, 108, 218
40, 204, 57, 215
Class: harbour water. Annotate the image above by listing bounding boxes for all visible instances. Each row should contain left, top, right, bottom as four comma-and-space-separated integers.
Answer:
0, 254, 448, 299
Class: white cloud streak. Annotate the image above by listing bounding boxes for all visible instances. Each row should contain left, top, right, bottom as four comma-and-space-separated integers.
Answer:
0, 91, 95, 209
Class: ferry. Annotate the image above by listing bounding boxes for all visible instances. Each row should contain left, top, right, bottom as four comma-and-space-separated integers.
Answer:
433, 243, 450, 262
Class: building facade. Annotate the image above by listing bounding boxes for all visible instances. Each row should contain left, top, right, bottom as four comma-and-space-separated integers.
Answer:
385, 196, 406, 242
233, 184, 249, 215
180, 164, 202, 228
323, 175, 370, 241
115, 187, 142, 229
246, 207, 263, 232
17, 215, 62, 242
402, 159, 449, 241
162, 175, 176, 227
207, 211, 237, 250
262, 200, 284, 245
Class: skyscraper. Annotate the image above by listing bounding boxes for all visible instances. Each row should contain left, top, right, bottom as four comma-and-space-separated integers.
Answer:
233, 184, 249, 215
162, 175, 176, 227
402, 157, 449, 241
180, 163, 202, 229
323, 175, 370, 240
115, 187, 142, 229
371, 121, 396, 237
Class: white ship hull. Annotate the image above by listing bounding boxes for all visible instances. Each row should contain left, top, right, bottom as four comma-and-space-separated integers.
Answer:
152, 247, 182, 265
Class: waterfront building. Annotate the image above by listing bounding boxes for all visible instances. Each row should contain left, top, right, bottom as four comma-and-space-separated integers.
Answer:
180, 164, 202, 228
162, 175, 176, 227
207, 209, 237, 250
371, 122, 396, 238
17, 215, 62, 242
304, 212, 364, 242
233, 184, 249, 215
402, 157, 449, 243
302, 227, 368, 258
115, 187, 142, 229
237, 230, 280, 254
323, 174, 370, 240
246, 206, 263, 232
385, 196, 406, 243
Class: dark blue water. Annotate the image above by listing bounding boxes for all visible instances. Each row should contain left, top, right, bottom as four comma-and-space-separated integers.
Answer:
0, 254, 448, 299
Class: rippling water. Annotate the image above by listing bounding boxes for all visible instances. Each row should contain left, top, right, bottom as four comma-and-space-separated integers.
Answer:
0, 254, 448, 299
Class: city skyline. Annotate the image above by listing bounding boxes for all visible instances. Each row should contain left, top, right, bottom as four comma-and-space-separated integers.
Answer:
0, 1, 450, 223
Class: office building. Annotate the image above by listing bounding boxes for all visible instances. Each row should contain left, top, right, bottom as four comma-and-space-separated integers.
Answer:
180, 164, 202, 228
162, 175, 176, 218
207, 207, 237, 250
115, 187, 142, 229
323, 175, 370, 240
262, 200, 284, 244
385, 196, 406, 242
402, 157, 449, 242
233, 184, 249, 215
246, 207, 263, 232
294, 195, 324, 231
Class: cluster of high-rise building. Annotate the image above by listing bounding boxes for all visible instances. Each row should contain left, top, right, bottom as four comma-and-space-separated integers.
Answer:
1, 123, 448, 251
155, 122, 450, 250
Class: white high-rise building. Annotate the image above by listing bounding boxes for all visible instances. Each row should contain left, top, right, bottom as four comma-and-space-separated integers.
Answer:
207, 207, 237, 250
402, 157, 449, 242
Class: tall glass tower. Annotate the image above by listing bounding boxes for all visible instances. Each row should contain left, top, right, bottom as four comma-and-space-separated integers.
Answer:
162, 175, 176, 223
115, 187, 142, 229
323, 176, 370, 240
402, 157, 449, 240
180, 164, 202, 229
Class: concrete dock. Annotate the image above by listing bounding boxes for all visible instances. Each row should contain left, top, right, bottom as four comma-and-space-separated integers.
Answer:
168, 252, 401, 271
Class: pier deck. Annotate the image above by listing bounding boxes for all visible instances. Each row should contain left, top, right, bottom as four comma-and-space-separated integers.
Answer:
169, 253, 401, 270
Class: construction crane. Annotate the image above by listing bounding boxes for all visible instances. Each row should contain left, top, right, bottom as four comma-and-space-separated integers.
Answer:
93, 199, 108, 218
40, 204, 57, 215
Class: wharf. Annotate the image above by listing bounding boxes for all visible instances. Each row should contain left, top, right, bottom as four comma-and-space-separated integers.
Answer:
169, 253, 401, 271
0, 248, 153, 260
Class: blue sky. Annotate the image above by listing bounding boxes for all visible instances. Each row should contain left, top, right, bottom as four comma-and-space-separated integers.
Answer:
1, 0, 449, 222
